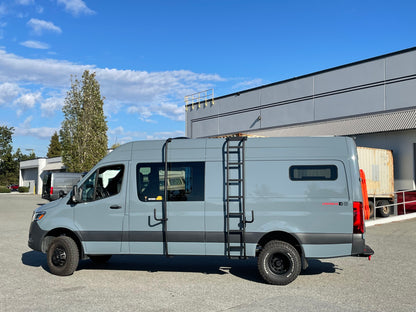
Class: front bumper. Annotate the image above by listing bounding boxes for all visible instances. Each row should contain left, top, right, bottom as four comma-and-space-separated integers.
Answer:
28, 221, 47, 253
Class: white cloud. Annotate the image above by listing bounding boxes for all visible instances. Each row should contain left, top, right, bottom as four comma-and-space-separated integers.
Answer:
21, 115, 33, 128
40, 96, 63, 117
14, 91, 41, 108
27, 18, 62, 35
157, 102, 185, 121
107, 126, 185, 144
20, 40, 50, 49
127, 106, 154, 122
14, 91, 42, 116
15, 125, 57, 139
0, 49, 225, 122
14, 115, 57, 140
108, 126, 125, 136
57, 0, 95, 16
0, 82, 22, 105
0, 49, 92, 87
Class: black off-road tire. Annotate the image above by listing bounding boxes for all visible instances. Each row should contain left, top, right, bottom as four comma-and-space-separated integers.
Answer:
258, 240, 301, 285
47, 236, 79, 276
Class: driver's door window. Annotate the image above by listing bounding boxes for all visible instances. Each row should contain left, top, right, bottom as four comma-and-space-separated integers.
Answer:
79, 165, 124, 202
79, 171, 97, 202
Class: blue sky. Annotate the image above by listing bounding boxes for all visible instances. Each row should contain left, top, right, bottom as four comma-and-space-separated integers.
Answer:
0, 0, 415, 156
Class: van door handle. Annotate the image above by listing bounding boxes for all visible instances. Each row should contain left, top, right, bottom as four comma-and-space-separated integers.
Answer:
153, 209, 168, 222
110, 205, 122, 209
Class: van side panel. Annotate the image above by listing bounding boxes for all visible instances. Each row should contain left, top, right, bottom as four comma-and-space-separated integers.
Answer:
203, 137, 356, 258
205, 161, 227, 255
243, 159, 353, 258
128, 140, 207, 255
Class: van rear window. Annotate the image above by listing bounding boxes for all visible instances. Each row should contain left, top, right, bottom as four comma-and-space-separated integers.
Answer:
137, 162, 205, 202
289, 165, 338, 181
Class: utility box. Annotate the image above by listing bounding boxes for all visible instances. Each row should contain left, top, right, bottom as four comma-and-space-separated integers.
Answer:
357, 146, 394, 217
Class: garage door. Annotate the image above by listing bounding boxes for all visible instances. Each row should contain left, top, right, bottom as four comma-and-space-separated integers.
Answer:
21, 168, 38, 194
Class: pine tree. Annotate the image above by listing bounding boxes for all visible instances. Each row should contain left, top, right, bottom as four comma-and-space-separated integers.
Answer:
47, 131, 62, 158
60, 70, 108, 172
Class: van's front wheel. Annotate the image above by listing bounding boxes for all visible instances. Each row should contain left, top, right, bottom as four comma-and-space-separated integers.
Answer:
258, 240, 301, 285
47, 236, 79, 276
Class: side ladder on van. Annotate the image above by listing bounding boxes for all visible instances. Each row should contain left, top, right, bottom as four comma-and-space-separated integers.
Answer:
225, 137, 254, 259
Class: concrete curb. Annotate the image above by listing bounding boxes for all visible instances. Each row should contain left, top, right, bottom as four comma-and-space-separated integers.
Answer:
366, 213, 416, 227
0, 192, 34, 195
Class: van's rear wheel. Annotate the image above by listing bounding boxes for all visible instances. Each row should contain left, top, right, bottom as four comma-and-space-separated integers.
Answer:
47, 236, 79, 276
258, 240, 301, 285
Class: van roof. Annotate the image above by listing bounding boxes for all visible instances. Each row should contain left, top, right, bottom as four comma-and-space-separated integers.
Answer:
98, 136, 355, 165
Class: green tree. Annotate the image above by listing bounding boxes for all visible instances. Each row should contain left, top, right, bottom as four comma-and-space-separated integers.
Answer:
0, 125, 15, 184
60, 70, 108, 172
0, 126, 37, 185
47, 131, 62, 158
14, 148, 36, 162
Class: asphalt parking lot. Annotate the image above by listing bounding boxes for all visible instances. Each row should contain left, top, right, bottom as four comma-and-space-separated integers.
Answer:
1, 194, 415, 312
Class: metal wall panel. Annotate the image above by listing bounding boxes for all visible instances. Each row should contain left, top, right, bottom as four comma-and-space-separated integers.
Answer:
218, 110, 261, 134
260, 99, 314, 128
190, 118, 219, 138
186, 48, 416, 139
218, 91, 260, 114
314, 86, 385, 120
314, 59, 385, 94
385, 50, 416, 79
260, 77, 313, 105
386, 79, 416, 110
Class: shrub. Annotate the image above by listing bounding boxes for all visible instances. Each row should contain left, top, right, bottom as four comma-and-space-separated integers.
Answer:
18, 186, 29, 193
0, 186, 11, 193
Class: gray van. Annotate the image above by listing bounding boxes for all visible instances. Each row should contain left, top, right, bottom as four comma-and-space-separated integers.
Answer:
42, 172, 83, 201
28, 137, 373, 285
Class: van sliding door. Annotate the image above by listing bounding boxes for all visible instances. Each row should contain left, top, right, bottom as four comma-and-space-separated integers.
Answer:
132, 162, 205, 255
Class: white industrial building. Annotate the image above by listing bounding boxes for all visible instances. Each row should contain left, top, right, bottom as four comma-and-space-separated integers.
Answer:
19, 157, 65, 195
185, 47, 416, 191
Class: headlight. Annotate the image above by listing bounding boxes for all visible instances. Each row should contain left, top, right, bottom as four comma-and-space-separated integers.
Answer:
32, 211, 46, 222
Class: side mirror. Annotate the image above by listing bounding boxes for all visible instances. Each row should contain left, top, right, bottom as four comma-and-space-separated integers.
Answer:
71, 185, 80, 203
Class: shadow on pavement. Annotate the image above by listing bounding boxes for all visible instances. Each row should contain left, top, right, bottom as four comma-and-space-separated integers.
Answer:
22, 252, 339, 283
21, 251, 49, 271
301, 259, 340, 275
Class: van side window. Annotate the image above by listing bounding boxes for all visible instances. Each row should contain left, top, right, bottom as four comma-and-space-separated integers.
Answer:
289, 165, 338, 181
79, 165, 124, 202
137, 162, 204, 202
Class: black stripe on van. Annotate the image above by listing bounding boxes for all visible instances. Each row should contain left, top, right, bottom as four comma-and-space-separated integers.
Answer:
77, 231, 352, 245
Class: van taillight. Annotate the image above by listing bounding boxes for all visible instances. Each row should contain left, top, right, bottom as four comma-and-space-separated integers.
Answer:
50, 186, 53, 195
353, 201, 364, 234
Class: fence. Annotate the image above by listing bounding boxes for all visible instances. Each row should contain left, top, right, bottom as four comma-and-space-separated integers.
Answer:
371, 189, 416, 220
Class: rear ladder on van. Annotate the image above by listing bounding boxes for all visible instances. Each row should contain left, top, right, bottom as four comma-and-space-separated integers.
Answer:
225, 137, 254, 259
